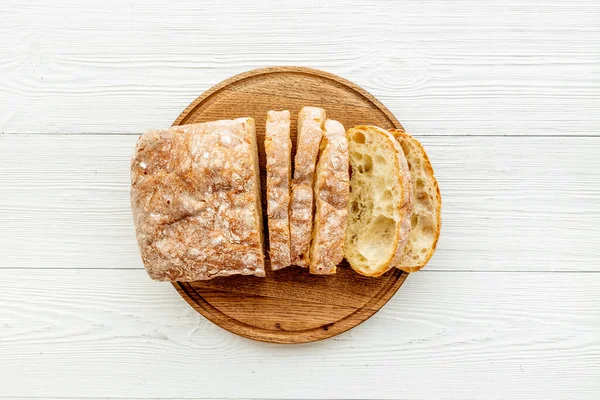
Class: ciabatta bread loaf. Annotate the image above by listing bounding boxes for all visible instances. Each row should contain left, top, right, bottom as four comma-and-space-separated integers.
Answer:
390, 130, 441, 272
130, 118, 265, 281
290, 107, 326, 267
309, 119, 349, 275
344, 126, 413, 277
265, 110, 292, 270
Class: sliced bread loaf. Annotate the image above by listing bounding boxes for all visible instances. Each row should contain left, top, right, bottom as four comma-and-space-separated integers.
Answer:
290, 107, 326, 267
344, 126, 413, 277
309, 119, 349, 275
390, 130, 441, 272
265, 110, 292, 270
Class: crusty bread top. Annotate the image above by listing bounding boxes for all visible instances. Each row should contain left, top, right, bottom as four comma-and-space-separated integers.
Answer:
390, 130, 441, 273
265, 110, 292, 270
344, 125, 413, 277
130, 118, 265, 281
290, 107, 326, 267
309, 119, 349, 275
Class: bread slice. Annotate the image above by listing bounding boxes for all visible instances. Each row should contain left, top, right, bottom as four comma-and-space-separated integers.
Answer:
344, 125, 413, 277
309, 119, 349, 275
290, 107, 326, 266
389, 130, 441, 272
265, 110, 292, 270
130, 118, 265, 281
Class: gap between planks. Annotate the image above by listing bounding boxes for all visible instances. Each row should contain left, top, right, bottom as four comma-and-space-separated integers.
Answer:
2, 132, 600, 137
1, 267, 600, 274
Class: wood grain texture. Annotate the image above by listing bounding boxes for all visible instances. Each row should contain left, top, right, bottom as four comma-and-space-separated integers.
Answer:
1, 134, 598, 272
174, 267, 406, 344
1, 0, 599, 135
0, 269, 598, 399
168, 67, 406, 343
1, 1, 599, 396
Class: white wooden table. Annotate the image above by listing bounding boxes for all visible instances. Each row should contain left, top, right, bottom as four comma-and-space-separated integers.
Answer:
1, 1, 599, 398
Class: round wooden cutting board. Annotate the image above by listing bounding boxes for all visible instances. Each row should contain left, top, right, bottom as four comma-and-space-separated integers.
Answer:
171, 66, 407, 344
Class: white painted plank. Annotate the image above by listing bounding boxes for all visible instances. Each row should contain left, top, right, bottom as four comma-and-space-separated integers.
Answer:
0, 269, 598, 399
1, 0, 599, 135
1, 135, 599, 271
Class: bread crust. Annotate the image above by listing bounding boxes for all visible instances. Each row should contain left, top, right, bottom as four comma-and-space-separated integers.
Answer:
389, 129, 441, 273
265, 110, 292, 270
290, 107, 326, 266
130, 118, 265, 281
344, 125, 413, 277
309, 119, 349, 275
